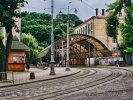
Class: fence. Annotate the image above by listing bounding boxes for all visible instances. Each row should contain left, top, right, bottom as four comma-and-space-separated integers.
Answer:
0, 71, 37, 86
0, 71, 14, 83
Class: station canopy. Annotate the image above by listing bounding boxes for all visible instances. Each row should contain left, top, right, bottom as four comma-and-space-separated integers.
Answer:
38, 34, 110, 59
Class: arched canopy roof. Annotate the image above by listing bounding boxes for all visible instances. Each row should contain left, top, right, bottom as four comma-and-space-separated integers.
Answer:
38, 34, 110, 58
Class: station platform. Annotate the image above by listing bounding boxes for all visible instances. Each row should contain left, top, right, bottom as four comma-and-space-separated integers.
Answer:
0, 67, 80, 87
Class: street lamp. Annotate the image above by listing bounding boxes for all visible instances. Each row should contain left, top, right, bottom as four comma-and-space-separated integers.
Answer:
59, 2, 77, 71
43, 0, 55, 75
49, 0, 56, 75
116, 33, 119, 67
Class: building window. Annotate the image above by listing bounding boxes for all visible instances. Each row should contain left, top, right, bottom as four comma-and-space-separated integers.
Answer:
81, 28, 82, 34
12, 55, 25, 63
112, 38, 116, 43
85, 25, 87, 35
113, 47, 117, 50
83, 27, 85, 34
77, 31, 78, 34
90, 22, 93, 34
88, 24, 90, 34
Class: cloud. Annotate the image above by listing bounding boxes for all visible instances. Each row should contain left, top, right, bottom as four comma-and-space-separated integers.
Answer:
22, 0, 115, 20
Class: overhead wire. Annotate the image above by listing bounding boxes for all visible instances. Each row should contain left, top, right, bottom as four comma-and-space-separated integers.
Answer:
77, 0, 103, 15
77, 0, 96, 10
22, 5, 50, 13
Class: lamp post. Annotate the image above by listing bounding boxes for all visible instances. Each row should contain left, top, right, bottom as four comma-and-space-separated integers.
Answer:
115, 21, 119, 67
66, 5, 70, 71
60, 3, 77, 71
116, 34, 119, 67
49, 0, 56, 75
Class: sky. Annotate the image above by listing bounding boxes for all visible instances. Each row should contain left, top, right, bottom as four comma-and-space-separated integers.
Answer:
22, 0, 116, 21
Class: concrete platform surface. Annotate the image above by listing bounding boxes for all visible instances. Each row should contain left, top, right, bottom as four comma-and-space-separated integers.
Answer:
0, 67, 80, 87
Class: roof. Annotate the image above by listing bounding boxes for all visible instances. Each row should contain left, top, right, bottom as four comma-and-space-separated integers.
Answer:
37, 45, 51, 58
11, 36, 30, 51
38, 34, 110, 59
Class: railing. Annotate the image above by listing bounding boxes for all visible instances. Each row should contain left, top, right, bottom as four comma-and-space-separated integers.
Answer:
0, 71, 14, 83
0, 71, 36, 87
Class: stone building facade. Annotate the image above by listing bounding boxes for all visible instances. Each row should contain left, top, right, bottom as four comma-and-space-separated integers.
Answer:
73, 15, 124, 51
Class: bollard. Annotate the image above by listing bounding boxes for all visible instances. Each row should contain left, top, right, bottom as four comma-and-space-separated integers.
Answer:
30, 72, 35, 79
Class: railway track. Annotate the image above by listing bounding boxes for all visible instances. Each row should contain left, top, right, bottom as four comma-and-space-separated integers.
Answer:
0, 68, 133, 100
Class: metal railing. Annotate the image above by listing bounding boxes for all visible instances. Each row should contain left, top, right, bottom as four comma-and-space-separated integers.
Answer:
0, 71, 36, 86
0, 71, 14, 83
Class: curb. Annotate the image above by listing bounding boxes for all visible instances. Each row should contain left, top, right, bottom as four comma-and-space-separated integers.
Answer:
0, 70, 81, 88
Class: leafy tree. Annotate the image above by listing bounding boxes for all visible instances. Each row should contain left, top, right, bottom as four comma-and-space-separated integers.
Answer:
21, 33, 43, 64
0, 0, 26, 72
120, 0, 133, 53
21, 12, 83, 48
106, 0, 133, 59
55, 14, 83, 33
106, 13, 119, 38
21, 12, 51, 47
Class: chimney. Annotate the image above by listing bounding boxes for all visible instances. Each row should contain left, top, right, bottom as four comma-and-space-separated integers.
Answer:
102, 9, 105, 16
96, 8, 98, 16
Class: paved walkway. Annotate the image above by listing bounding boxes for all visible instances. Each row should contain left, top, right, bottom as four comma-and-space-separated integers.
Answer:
0, 67, 80, 87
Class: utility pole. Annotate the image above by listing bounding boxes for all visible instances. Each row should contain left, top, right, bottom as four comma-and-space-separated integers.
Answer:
66, 5, 70, 71
59, 2, 77, 71
49, 0, 56, 75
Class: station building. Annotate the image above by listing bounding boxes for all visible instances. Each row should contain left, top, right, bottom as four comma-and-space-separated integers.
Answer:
73, 9, 124, 51
51, 9, 125, 66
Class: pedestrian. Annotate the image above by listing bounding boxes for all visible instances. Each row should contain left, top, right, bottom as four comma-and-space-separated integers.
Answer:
26, 62, 30, 72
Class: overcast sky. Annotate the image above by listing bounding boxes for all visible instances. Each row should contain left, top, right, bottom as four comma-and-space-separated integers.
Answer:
22, 0, 116, 21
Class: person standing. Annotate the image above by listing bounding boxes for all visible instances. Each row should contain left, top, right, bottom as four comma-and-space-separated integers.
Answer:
26, 62, 30, 72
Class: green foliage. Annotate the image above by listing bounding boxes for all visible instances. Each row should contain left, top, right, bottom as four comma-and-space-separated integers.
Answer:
55, 14, 83, 33
0, 0, 25, 72
0, 0, 25, 31
120, 0, 133, 53
21, 12, 83, 48
107, 0, 123, 15
21, 12, 52, 47
0, 32, 4, 40
124, 47, 133, 53
106, 0, 133, 53
22, 24, 51, 47
21, 33, 43, 64
106, 13, 119, 38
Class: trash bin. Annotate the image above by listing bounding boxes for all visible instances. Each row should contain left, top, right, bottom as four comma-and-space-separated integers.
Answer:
30, 72, 35, 79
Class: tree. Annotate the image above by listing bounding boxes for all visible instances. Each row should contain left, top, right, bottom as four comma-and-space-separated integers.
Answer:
21, 12, 51, 47
106, 0, 133, 59
21, 33, 43, 64
120, 1, 133, 53
55, 14, 83, 33
21, 12, 83, 48
0, 0, 26, 72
